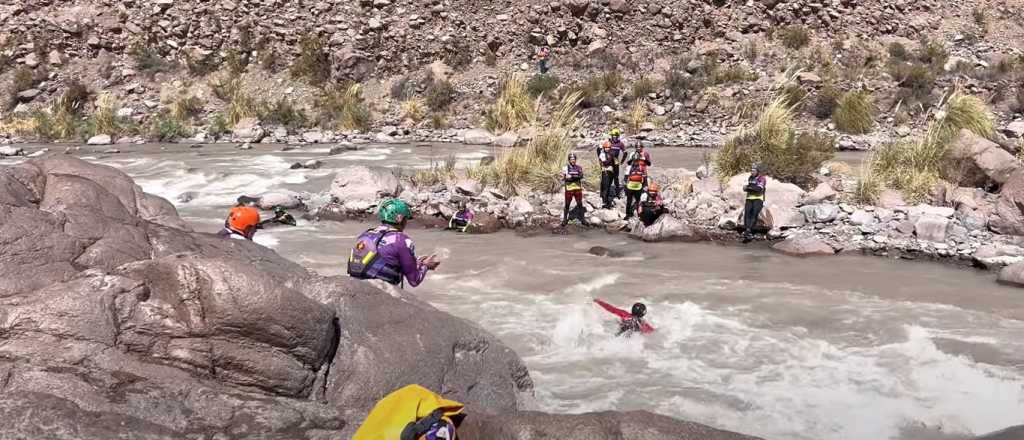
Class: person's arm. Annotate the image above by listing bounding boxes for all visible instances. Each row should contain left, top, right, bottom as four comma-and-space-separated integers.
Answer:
644, 151, 652, 166
594, 299, 632, 319
394, 235, 430, 287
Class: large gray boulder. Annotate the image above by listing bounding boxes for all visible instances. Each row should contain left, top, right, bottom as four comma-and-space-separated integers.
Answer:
948, 129, 1021, 186
997, 262, 1024, 287
328, 165, 401, 212
724, 174, 805, 229
630, 215, 707, 242
772, 233, 836, 256
989, 169, 1024, 235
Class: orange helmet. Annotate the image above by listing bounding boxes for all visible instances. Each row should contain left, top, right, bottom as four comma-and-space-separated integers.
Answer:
228, 205, 260, 237
648, 181, 660, 193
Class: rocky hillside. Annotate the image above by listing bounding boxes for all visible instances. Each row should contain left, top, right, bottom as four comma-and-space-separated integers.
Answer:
1, 0, 1023, 146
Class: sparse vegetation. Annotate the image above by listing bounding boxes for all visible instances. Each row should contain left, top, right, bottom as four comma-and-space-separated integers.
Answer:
6, 67, 48, 110
577, 70, 623, 108
426, 79, 457, 112
390, 75, 417, 100
888, 42, 909, 62
414, 154, 458, 186
890, 62, 936, 108
290, 36, 331, 85
833, 90, 875, 134
401, 99, 426, 122
210, 76, 242, 102
527, 74, 560, 98
781, 83, 807, 109
442, 40, 474, 70
479, 92, 595, 195
54, 81, 90, 116
809, 84, 840, 119
430, 113, 447, 130
743, 40, 760, 63
318, 83, 371, 132
147, 111, 192, 142
225, 90, 262, 126
86, 94, 126, 137
866, 88, 995, 202
184, 51, 221, 77
172, 95, 204, 121
714, 97, 835, 188
630, 78, 660, 102
263, 98, 308, 131
713, 66, 757, 84
779, 26, 811, 50
626, 99, 648, 134
486, 76, 538, 133
130, 44, 177, 77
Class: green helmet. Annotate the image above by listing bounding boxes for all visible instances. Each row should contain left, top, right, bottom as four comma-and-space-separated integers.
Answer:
378, 198, 412, 224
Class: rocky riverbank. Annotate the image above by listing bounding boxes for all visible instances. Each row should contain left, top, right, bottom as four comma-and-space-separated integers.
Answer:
249, 130, 1024, 291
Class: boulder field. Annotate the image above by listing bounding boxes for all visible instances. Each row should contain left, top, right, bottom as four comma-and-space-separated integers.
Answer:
0, 155, 761, 438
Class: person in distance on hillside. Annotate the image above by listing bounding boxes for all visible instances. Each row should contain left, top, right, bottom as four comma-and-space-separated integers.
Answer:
536, 46, 551, 74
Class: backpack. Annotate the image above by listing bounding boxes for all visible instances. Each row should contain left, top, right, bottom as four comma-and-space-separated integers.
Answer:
347, 229, 402, 284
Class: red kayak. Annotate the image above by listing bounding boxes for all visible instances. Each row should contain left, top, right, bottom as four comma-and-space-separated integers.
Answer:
594, 299, 655, 334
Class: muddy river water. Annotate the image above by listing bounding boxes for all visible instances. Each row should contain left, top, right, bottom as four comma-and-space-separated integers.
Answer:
8, 143, 1022, 440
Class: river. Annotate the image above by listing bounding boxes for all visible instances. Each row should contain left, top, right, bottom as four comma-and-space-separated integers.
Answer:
6, 143, 1023, 440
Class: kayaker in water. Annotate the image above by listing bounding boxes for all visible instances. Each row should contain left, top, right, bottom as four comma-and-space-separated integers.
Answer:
594, 299, 654, 336
348, 198, 440, 287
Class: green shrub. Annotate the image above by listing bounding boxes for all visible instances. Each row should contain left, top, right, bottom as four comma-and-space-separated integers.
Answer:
147, 111, 192, 142
208, 113, 230, 136
665, 65, 696, 99
414, 155, 458, 186
484, 50, 498, 67
626, 99, 648, 134
916, 37, 948, 71
224, 48, 249, 75
833, 90, 875, 134
630, 77, 660, 101
290, 36, 331, 85
713, 65, 757, 84
743, 40, 760, 63
401, 99, 425, 122
87, 95, 124, 137
53, 81, 91, 115
442, 40, 474, 70
890, 62, 936, 106
130, 44, 177, 77
318, 83, 371, 131
225, 91, 263, 126
480, 92, 589, 195
184, 51, 221, 77
577, 70, 623, 108
172, 95, 204, 121
390, 75, 418, 101
809, 84, 840, 119
888, 42, 909, 62
210, 76, 242, 102
714, 97, 834, 188
425, 79, 457, 112
263, 98, 308, 130
527, 74, 560, 98
779, 26, 810, 50
485, 76, 537, 133
867, 88, 996, 202
781, 83, 807, 108
430, 113, 447, 130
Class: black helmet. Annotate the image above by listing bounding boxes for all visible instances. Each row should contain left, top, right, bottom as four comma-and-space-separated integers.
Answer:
568, 152, 577, 162
631, 302, 647, 318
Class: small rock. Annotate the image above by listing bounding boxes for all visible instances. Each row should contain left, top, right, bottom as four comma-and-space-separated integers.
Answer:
303, 159, 322, 169
302, 131, 325, 143
914, 215, 949, 243
87, 134, 113, 145
895, 125, 912, 137
462, 128, 495, 145
997, 262, 1024, 287
238, 142, 253, 150
772, 233, 835, 256
795, 72, 822, 84
1002, 121, 1024, 139
455, 180, 482, 196
16, 89, 41, 102
800, 204, 840, 223
849, 210, 877, 226
0, 146, 25, 156
102, 148, 121, 154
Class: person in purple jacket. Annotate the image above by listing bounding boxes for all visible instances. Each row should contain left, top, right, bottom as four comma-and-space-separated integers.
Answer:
348, 199, 440, 287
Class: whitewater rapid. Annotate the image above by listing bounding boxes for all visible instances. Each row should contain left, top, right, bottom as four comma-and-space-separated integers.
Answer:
72, 144, 1024, 440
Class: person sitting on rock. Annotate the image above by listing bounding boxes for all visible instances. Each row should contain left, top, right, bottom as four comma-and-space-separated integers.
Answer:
348, 198, 440, 287
623, 156, 648, 220
218, 196, 262, 240
562, 153, 590, 227
598, 128, 626, 208
742, 163, 767, 242
637, 180, 666, 227
448, 203, 474, 233
594, 299, 655, 336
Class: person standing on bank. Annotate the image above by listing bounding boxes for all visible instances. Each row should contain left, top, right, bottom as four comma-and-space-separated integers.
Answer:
742, 163, 767, 242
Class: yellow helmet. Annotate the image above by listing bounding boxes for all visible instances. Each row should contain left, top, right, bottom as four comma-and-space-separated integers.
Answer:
610, 128, 622, 137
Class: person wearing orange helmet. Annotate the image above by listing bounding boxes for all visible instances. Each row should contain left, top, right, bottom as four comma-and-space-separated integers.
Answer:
637, 180, 665, 227
218, 196, 262, 240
